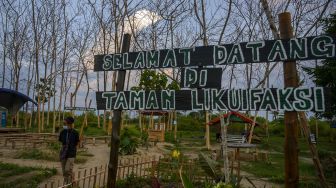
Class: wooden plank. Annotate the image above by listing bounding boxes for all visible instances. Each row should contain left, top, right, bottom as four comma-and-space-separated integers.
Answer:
88, 168, 92, 187
98, 165, 102, 187
103, 165, 107, 185
139, 157, 142, 177
94, 35, 336, 71
96, 87, 331, 111
127, 158, 130, 177
132, 157, 135, 175
136, 157, 139, 177
117, 167, 120, 180
122, 164, 125, 179
180, 68, 222, 88
298, 112, 328, 187
77, 171, 81, 186
93, 166, 97, 187
82, 169, 86, 188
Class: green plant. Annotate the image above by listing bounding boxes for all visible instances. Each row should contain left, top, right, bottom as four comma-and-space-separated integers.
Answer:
0, 162, 56, 187
15, 148, 57, 161
141, 131, 149, 149
198, 152, 241, 187
199, 152, 222, 182
47, 142, 61, 151
302, 13, 336, 119
119, 126, 141, 155
213, 182, 233, 188
116, 173, 151, 188
180, 166, 194, 188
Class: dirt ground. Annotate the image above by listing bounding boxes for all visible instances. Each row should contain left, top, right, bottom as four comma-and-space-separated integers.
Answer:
0, 140, 165, 187
0, 140, 281, 188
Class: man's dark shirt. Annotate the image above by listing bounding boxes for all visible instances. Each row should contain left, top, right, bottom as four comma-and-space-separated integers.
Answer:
58, 128, 79, 158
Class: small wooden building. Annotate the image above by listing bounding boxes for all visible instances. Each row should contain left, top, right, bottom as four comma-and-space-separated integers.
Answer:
208, 111, 261, 143
139, 110, 169, 142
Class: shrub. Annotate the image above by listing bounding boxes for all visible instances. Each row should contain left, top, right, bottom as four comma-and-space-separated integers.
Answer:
119, 126, 141, 155
116, 173, 151, 188
177, 116, 203, 131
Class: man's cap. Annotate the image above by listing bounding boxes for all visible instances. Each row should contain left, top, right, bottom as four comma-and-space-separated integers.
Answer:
64, 116, 75, 124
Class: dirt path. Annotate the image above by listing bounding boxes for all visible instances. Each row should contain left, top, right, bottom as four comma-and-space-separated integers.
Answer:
38, 143, 111, 187
240, 171, 282, 188
0, 140, 284, 188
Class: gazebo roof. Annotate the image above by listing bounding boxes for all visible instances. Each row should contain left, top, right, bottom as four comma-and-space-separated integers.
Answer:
0, 88, 37, 114
208, 111, 260, 126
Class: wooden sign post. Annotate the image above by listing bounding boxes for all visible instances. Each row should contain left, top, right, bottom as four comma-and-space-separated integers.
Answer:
279, 12, 299, 188
93, 21, 336, 187
106, 34, 131, 188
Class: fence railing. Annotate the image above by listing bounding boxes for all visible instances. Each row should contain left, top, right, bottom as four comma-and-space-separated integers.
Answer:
42, 155, 160, 188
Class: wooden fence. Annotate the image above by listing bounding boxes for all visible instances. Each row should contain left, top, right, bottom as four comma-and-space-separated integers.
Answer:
42, 155, 160, 188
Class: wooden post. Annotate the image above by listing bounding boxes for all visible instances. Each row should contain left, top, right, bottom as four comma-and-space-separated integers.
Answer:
298, 112, 328, 187
107, 33, 131, 188
77, 171, 81, 186
93, 166, 97, 187
220, 112, 230, 183
279, 12, 299, 188
89, 168, 92, 187
83, 169, 87, 188
205, 111, 210, 150
173, 111, 177, 141
139, 112, 142, 133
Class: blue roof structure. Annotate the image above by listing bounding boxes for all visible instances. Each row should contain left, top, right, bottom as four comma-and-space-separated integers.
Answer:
0, 88, 37, 114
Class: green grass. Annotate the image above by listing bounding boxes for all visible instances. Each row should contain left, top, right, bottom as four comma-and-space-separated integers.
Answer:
15, 148, 93, 164
241, 153, 316, 184
15, 149, 57, 161
116, 173, 152, 188
0, 162, 56, 188
244, 135, 336, 186
260, 135, 336, 156
83, 126, 108, 136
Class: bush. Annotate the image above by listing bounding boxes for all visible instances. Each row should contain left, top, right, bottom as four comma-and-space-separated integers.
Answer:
15, 149, 57, 161
309, 118, 333, 137
0, 162, 57, 188
116, 173, 151, 188
177, 116, 203, 131
119, 126, 141, 155
268, 118, 285, 136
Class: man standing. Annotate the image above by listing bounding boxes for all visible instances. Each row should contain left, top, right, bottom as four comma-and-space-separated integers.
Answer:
59, 116, 79, 184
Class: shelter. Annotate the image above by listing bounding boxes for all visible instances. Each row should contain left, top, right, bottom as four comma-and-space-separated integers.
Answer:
208, 111, 261, 143
0, 88, 36, 129
0, 88, 37, 114
208, 111, 261, 127
139, 110, 169, 142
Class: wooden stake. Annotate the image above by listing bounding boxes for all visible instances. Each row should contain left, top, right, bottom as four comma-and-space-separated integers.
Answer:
107, 33, 131, 188
83, 169, 87, 188
279, 12, 299, 188
205, 111, 210, 150
139, 112, 142, 133
298, 112, 328, 187
173, 111, 177, 141
220, 112, 230, 183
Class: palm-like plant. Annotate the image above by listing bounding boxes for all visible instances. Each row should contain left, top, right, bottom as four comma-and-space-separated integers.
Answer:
119, 126, 141, 155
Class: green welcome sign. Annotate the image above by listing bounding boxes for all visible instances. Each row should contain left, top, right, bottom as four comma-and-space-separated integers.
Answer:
96, 88, 330, 111
94, 35, 336, 112
94, 35, 335, 71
